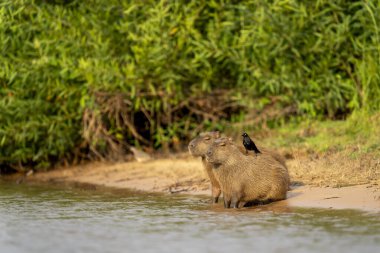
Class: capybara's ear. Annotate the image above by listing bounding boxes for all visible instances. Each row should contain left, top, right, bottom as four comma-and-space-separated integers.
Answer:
215, 131, 220, 138
218, 141, 226, 146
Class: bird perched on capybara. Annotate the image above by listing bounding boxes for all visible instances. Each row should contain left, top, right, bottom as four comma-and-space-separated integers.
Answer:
188, 131, 223, 203
206, 137, 289, 208
242, 132, 261, 154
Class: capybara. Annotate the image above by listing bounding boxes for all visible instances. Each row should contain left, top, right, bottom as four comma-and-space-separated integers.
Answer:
188, 131, 222, 203
188, 131, 262, 203
206, 137, 289, 208
188, 132, 288, 203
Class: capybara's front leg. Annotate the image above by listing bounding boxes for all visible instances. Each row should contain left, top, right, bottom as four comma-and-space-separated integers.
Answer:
212, 184, 222, 204
223, 194, 232, 208
231, 195, 242, 209
224, 199, 231, 208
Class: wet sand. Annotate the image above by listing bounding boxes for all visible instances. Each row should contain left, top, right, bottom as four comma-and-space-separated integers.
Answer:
17, 157, 380, 212
279, 185, 380, 212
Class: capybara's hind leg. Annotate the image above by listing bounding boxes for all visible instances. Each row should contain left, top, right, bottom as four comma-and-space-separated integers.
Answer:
238, 201, 246, 208
212, 184, 222, 204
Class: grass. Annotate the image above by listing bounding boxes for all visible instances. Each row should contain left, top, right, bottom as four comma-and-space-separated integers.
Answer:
265, 111, 380, 154
253, 112, 380, 187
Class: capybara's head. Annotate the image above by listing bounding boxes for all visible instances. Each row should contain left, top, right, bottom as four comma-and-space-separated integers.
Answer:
206, 137, 235, 164
188, 131, 221, 157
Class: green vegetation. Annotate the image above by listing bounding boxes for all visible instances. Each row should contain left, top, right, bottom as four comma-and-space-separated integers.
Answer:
263, 111, 380, 155
1, 0, 380, 171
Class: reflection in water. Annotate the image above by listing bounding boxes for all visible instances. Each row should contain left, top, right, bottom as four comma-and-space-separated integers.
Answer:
0, 181, 379, 253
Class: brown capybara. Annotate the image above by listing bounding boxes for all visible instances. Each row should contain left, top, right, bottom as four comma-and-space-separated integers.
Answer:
206, 137, 289, 208
188, 131, 222, 203
188, 131, 261, 203
188, 131, 287, 203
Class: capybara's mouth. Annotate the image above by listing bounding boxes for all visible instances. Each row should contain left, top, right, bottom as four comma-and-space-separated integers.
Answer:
188, 147, 203, 157
205, 157, 214, 163
188, 146, 197, 156
206, 158, 221, 167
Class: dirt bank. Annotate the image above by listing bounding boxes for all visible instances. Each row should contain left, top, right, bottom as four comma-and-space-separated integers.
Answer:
12, 154, 380, 212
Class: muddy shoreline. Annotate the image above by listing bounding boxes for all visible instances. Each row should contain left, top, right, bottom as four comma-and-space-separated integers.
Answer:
4, 156, 380, 212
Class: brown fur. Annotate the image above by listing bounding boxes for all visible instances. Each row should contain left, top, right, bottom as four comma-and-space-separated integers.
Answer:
237, 144, 290, 188
206, 137, 289, 208
188, 132, 262, 203
237, 142, 287, 166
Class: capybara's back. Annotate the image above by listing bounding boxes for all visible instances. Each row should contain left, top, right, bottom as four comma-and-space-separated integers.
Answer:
206, 138, 289, 208
238, 143, 290, 188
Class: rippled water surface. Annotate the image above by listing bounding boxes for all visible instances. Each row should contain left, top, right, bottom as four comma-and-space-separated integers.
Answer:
1, 181, 379, 253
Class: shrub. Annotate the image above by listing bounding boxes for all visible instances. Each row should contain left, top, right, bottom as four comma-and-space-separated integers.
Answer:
1, 0, 379, 170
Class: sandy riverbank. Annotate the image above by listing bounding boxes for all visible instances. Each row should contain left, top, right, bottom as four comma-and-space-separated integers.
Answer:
13, 154, 379, 212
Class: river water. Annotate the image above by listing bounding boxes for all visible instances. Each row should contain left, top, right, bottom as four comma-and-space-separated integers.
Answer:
0, 181, 379, 253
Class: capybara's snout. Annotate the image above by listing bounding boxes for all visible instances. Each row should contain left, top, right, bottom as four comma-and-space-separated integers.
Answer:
188, 140, 197, 155
188, 140, 195, 151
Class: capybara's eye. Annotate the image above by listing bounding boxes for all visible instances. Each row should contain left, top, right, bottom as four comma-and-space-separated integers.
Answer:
219, 142, 226, 146
204, 136, 210, 140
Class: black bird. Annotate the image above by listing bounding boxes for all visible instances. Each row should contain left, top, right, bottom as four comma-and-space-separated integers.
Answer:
242, 132, 261, 154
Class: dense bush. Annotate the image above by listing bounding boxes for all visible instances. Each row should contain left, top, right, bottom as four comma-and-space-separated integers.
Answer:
1, 0, 380, 170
